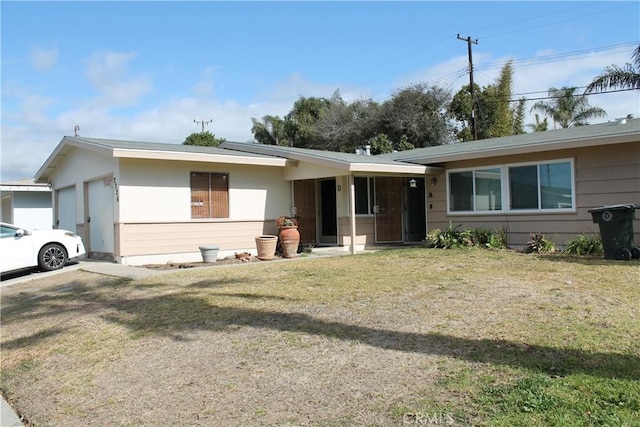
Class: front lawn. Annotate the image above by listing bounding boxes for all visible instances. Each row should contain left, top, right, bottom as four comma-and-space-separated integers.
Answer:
1, 248, 638, 426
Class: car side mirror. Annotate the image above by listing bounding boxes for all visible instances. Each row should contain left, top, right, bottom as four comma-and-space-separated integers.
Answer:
15, 229, 26, 237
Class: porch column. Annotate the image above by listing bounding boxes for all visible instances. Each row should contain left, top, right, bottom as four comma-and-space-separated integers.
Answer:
348, 174, 356, 254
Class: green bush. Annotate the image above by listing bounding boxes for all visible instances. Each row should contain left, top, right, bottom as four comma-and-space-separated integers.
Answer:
525, 232, 556, 253
425, 225, 509, 250
564, 234, 603, 255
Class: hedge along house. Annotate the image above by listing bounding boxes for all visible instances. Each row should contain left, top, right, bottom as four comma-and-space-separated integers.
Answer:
34, 137, 435, 265
385, 117, 640, 248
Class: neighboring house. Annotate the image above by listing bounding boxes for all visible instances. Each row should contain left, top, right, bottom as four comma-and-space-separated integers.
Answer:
34, 118, 639, 265
0, 179, 53, 229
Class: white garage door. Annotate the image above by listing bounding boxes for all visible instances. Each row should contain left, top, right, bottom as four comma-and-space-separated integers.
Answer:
56, 186, 77, 232
87, 178, 114, 256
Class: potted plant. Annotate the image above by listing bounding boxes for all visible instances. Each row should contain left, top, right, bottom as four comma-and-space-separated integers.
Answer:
276, 216, 300, 258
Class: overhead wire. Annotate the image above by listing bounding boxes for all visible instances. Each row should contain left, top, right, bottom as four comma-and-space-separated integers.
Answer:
214, 2, 638, 139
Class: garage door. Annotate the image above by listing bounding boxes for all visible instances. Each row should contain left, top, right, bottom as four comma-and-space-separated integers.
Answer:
56, 186, 77, 232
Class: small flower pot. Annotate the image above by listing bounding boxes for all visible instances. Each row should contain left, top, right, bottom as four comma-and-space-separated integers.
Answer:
255, 235, 278, 260
199, 245, 220, 263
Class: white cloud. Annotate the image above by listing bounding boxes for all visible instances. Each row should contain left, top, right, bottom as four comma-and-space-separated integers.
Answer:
84, 51, 153, 107
395, 46, 640, 128
3, 47, 639, 184
31, 46, 58, 71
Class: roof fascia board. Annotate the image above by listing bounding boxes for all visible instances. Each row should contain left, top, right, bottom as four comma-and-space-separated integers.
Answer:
348, 163, 428, 174
111, 148, 293, 167
404, 133, 638, 164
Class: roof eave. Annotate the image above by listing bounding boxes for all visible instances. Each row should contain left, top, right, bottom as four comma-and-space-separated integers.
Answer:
401, 133, 638, 164
112, 148, 293, 167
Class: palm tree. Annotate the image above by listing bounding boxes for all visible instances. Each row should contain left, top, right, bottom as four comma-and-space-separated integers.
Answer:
251, 115, 290, 146
527, 114, 548, 132
530, 87, 607, 129
585, 44, 640, 93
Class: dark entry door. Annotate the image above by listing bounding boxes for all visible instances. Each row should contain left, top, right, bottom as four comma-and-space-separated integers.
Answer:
293, 180, 317, 245
374, 177, 403, 242
405, 177, 426, 242
320, 179, 337, 243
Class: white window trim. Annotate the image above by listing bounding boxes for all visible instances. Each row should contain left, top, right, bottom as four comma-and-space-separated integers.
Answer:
446, 158, 576, 215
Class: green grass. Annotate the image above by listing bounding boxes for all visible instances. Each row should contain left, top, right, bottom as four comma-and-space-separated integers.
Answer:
1, 247, 639, 426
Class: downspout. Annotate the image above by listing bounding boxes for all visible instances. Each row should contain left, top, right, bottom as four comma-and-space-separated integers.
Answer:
348, 174, 356, 254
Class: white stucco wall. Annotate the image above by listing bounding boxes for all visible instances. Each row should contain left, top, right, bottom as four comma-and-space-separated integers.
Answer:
4, 192, 53, 229
49, 148, 118, 225
118, 158, 291, 222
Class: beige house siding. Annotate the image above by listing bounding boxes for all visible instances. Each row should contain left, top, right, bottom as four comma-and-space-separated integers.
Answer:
337, 216, 375, 248
116, 220, 279, 264
427, 142, 640, 248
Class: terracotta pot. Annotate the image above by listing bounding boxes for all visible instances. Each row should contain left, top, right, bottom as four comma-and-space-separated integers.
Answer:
255, 235, 277, 260
279, 226, 300, 258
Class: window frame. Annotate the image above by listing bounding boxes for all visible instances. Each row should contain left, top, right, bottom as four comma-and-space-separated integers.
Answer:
190, 171, 230, 219
354, 176, 375, 216
446, 158, 576, 215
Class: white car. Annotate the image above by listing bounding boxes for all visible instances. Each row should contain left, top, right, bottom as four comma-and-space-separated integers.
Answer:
0, 222, 86, 274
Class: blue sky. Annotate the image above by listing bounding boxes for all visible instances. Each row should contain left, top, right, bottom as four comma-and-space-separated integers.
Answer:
2, 1, 639, 182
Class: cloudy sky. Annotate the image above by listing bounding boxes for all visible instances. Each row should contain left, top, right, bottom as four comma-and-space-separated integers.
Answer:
2, 1, 639, 182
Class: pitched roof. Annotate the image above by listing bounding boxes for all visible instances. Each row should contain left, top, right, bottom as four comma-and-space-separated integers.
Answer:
35, 136, 293, 181
220, 141, 437, 174
384, 118, 640, 165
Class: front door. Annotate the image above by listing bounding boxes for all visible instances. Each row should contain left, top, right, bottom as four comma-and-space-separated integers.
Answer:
293, 180, 317, 245
374, 177, 403, 242
405, 177, 426, 242
319, 179, 337, 244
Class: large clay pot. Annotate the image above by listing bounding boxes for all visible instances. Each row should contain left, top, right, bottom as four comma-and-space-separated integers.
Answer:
255, 235, 278, 260
279, 226, 300, 258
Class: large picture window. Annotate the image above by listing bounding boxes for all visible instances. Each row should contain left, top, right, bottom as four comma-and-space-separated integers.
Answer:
190, 172, 229, 218
448, 160, 574, 214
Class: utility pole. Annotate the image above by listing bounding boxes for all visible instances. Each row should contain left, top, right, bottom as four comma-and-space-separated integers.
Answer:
194, 119, 213, 133
457, 34, 478, 141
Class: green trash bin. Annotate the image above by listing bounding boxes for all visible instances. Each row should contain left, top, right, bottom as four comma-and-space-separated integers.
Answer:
588, 204, 639, 260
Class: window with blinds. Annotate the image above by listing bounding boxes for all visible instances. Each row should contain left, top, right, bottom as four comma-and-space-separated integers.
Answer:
190, 172, 229, 218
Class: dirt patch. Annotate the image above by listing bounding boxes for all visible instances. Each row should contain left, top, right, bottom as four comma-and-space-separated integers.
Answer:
143, 253, 271, 270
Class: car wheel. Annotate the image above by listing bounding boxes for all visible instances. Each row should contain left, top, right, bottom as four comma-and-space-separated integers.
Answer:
38, 243, 68, 271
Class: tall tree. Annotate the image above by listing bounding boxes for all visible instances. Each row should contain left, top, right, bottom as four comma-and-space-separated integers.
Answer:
285, 96, 331, 148
312, 93, 382, 153
450, 61, 523, 141
380, 83, 453, 148
183, 131, 225, 147
530, 87, 607, 128
251, 115, 289, 146
585, 44, 640, 93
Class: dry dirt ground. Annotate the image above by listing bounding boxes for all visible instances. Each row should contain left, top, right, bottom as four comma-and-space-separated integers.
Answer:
1, 249, 639, 426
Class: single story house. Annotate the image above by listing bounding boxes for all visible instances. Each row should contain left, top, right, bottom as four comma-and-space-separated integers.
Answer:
34, 118, 639, 265
1, 179, 53, 230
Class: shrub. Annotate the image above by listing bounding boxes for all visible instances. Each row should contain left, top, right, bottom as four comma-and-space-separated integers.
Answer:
525, 232, 556, 253
426, 225, 509, 250
564, 234, 603, 255
487, 227, 509, 249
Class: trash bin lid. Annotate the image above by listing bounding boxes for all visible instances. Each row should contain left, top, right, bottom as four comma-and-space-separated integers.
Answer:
588, 203, 639, 213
